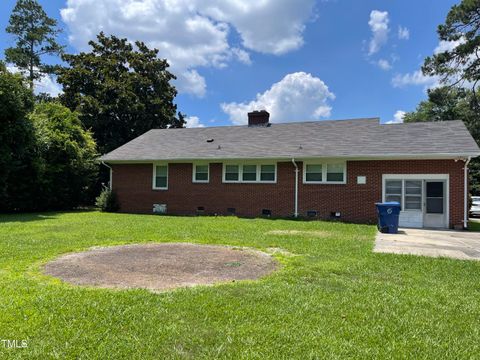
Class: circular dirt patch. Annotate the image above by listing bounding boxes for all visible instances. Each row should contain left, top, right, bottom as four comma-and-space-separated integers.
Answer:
44, 243, 277, 291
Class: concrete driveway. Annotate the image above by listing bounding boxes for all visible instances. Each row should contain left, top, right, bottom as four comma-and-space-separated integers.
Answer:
374, 228, 480, 261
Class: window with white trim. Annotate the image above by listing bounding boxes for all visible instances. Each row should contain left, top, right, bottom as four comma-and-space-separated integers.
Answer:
193, 164, 209, 183
223, 163, 276, 183
385, 180, 402, 207
225, 165, 239, 181
327, 163, 344, 182
260, 165, 275, 181
153, 164, 168, 189
385, 179, 423, 211
405, 180, 422, 210
304, 162, 346, 184
242, 165, 257, 181
305, 164, 323, 182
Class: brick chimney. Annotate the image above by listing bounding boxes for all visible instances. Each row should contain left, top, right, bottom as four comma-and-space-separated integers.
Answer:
248, 110, 270, 127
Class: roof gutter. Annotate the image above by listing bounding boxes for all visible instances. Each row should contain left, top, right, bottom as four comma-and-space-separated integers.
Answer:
100, 152, 480, 163
101, 161, 113, 190
291, 158, 299, 218
464, 157, 472, 229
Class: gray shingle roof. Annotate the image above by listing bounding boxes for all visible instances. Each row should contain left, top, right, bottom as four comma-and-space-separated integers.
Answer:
100, 118, 480, 161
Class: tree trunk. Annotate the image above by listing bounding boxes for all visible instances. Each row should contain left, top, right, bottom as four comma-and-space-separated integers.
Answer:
29, 40, 34, 90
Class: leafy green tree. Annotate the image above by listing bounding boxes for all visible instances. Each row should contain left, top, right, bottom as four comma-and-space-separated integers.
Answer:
30, 102, 98, 209
57, 32, 183, 154
404, 86, 480, 194
422, 0, 480, 95
0, 63, 39, 212
5, 0, 63, 90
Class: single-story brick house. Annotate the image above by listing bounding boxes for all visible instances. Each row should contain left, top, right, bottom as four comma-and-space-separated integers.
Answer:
100, 111, 480, 229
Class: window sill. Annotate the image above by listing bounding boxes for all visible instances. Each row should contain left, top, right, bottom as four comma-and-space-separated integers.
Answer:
223, 181, 277, 184
303, 181, 346, 185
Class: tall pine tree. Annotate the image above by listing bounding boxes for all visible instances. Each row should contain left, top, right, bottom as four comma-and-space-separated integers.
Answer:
5, 0, 63, 90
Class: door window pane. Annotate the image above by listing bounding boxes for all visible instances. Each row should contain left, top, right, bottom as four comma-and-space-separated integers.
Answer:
427, 182, 443, 197
225, 165, 239, 181
260, 165, 275, 181
426, 182, 444, 214
427, 198, 443, 214
326, 163, 344, 182
242, 165, 257, 181
306, 164, 322, 182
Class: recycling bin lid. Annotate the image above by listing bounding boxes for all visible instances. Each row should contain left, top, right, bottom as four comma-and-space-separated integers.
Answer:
375, 202, 401, 206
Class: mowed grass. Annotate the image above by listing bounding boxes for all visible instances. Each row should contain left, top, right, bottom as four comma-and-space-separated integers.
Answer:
1, 212, 480, 359
469, 219, 480, 231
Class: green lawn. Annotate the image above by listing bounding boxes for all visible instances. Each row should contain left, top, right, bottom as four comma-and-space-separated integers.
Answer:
469, 220, 480, 231
1, 212, 480, 359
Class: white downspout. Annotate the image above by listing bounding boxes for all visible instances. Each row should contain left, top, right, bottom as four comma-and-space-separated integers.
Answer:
464, 157, 472, 229
101, 161, 113, 190
291, 158, 299, 218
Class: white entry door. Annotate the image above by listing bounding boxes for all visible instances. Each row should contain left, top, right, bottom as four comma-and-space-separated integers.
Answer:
423, 181, 446, 228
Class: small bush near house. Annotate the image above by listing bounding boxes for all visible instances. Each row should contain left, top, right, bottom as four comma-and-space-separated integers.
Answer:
95, 188, 119, 212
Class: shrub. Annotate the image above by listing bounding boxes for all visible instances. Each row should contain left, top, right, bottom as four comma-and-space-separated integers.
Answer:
30, 102, 98, 210
95, 187, 119, 212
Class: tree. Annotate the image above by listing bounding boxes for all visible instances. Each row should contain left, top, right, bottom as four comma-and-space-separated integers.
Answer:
29, 102, 98, 210
57, 32, 184, 154
422, 0, 480, 97
404, 86, 480, 194
0, 63, 39, 212
5, 0, 63, 90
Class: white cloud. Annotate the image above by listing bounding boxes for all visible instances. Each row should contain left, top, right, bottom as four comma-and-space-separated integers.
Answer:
386, 110, 406, 124
377, 59, 392, 71
434, 38, 465, 54
61, 0, 316, 96
368, 10, 389, 55
221, 72, 335, 125
184, 116, 205, 128
202, 1, 316, 55
391, 37, 472, 91
398, 26, 409, 40
6, 65, 62, 97
391, 70, 439, 89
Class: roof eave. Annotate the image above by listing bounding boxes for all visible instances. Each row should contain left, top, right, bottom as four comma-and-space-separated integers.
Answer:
98, 152, 480, 163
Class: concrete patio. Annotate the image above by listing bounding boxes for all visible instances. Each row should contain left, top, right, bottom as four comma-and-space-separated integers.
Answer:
374, 227, 480, 261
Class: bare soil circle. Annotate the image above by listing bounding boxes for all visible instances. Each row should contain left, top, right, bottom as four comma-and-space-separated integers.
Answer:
44, 243, 277, 291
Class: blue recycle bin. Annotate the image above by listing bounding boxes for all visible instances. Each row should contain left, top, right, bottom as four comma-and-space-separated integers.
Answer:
375, 202, 401, 234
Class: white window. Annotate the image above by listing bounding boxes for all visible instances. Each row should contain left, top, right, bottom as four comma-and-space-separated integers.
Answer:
223, 163, 276, 183
225, 165, 239, 181
327, 163, 345, 182
384, 179, 423, 211
153, 164, 168, 189
405, 180, 422, 210
260, 165, 275, 181
385, 180, 402, 207
304, 162, 346, 184
305, 164, 323, 182
242, 165, 257, 182
193, 164, 209, 183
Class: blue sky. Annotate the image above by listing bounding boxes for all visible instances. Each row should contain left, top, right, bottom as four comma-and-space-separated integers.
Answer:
0, 0, 458, 127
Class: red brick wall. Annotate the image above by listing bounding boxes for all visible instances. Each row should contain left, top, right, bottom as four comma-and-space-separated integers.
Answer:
111, 159, 466, 228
